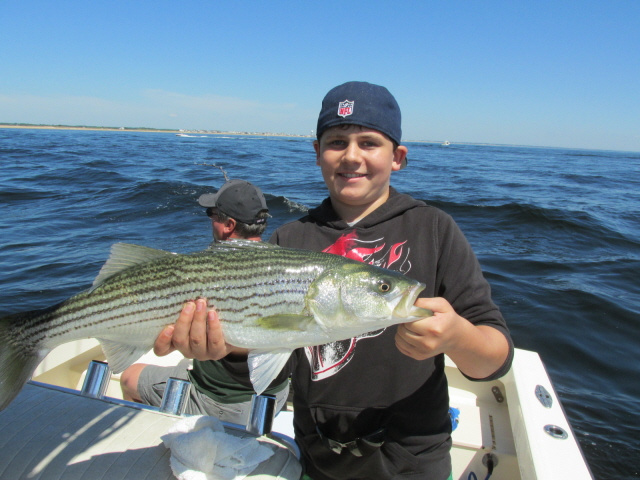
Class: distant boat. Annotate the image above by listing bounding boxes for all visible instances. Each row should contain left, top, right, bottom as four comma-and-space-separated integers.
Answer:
442, 140, 451, 146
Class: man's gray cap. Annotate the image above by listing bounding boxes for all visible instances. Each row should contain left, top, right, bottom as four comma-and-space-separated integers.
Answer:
198, 179, 268, 225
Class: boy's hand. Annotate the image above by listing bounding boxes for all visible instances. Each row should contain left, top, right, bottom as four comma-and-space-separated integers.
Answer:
153, 298, 245, 361
395, 297, 509, 379
395, 297, 463, 361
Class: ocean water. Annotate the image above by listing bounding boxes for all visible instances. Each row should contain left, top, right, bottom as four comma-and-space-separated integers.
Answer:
1, 128, 638, 479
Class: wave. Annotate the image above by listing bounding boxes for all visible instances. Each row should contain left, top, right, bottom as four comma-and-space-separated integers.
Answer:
265, 194, 309, 214
559, 150, 640, 160
425, 199, 639, 247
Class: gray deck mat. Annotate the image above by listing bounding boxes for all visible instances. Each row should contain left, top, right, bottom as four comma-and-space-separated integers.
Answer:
0, 383, 300, 480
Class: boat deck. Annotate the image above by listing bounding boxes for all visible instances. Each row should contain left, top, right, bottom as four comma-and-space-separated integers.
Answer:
0, 383, 300, 480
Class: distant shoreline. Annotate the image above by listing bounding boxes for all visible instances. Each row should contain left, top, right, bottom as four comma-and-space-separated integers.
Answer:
0, 123, 448, 145
2, 123, 626, 152
0, 124, 522, 148
0, 123, 311, 138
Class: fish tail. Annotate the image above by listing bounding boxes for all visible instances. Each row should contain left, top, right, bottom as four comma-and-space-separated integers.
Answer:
0, 312, 49, 411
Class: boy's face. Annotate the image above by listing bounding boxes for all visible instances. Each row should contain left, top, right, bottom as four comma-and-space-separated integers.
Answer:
314, 125, 407, 215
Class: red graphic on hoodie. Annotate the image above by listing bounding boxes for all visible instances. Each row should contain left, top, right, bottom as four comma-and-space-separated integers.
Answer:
306, 231, 411, 380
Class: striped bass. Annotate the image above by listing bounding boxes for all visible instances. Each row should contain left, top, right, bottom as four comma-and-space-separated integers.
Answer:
0, 240, 432, 410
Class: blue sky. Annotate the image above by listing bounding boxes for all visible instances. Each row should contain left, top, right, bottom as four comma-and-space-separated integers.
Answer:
1, 1, 639, 151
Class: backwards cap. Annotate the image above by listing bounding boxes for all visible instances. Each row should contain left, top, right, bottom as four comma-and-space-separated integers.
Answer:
316, 81, 406, 169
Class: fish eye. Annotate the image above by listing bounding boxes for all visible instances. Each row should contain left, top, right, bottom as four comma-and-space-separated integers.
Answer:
378, 280, 392, 292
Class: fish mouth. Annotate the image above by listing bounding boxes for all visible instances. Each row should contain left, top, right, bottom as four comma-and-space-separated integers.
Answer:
393, 282, 432, 319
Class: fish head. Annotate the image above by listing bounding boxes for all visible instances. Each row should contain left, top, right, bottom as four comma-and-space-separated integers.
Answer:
306, 262, 431, 336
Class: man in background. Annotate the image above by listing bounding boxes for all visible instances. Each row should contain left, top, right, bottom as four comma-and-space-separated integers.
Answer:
120, 179, 290, 424
202, 179, 268, 242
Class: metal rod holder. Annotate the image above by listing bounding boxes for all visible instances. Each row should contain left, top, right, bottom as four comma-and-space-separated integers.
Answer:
159, 377, 192, 415
81, 360, 111, 398
246, 394, 277, 435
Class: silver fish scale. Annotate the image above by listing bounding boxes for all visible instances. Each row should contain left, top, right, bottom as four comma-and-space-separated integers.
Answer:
19, 245, 345, 352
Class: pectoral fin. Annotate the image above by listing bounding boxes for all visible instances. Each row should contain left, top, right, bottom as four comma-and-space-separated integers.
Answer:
248, 349, 293, 395
256, 314, 314, 331
98, 338, 150, 374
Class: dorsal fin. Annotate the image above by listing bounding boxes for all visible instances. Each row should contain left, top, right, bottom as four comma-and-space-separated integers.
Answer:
205, 239, 278, 252
92, 243, 176, 288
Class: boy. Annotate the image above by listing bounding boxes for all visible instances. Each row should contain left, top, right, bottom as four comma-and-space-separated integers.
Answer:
155, 82, 513, 479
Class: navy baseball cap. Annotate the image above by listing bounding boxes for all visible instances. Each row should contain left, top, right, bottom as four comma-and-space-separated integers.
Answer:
316, 81, 407, 168
198, 179, 268, 225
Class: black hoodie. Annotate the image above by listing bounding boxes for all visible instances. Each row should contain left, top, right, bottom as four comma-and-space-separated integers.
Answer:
270, 188, 513, 480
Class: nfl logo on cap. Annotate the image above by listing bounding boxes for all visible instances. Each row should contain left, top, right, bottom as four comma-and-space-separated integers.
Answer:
337, 100, 354, 118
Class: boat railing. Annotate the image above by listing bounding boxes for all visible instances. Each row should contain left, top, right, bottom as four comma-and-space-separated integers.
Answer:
45, 359, 299, 457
